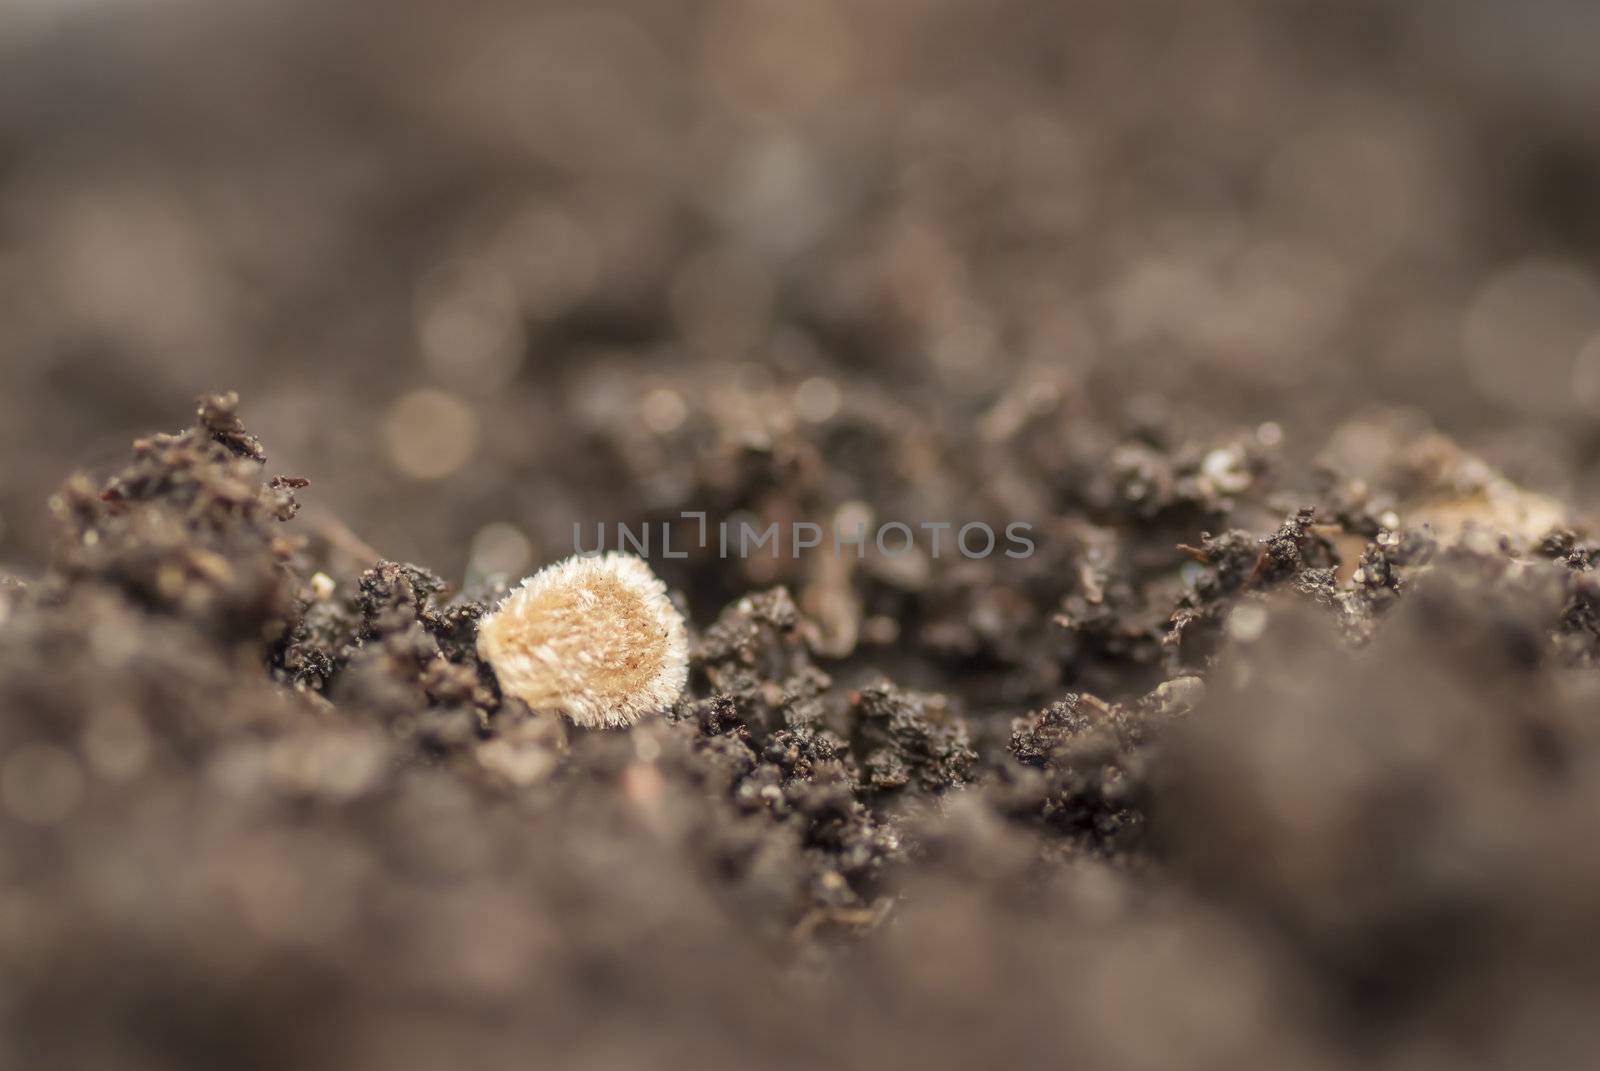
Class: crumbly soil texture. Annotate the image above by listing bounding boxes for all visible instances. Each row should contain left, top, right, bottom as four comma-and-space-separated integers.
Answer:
3, 391, 1600, 1070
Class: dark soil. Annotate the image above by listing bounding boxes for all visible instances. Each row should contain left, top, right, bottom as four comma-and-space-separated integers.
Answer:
5, 2, 1600, 1069
3, 390, 1599, 1070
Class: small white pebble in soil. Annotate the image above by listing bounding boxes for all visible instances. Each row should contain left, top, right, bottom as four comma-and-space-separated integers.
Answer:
1153, 675, 1206, 714
310, 572, 336, 600
1201, 447, 1252, 494
1228, 603, 1269, 643
476, 553, 688, 729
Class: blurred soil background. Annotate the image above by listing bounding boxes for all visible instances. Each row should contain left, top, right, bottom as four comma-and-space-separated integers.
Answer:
4, 0, 1600, 582
7, 3, 1600, 1070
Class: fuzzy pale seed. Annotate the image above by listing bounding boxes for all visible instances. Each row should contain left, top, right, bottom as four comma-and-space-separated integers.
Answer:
475, 553, 688, 728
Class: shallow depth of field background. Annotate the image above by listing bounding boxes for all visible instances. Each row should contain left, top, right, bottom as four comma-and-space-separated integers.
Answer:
4, 0, 1600, 580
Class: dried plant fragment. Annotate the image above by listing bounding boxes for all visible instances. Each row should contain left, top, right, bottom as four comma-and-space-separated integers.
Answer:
476, 553, 688, 728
